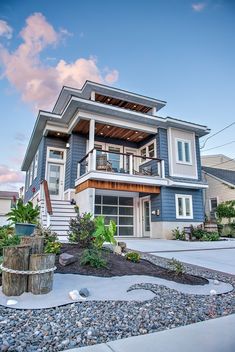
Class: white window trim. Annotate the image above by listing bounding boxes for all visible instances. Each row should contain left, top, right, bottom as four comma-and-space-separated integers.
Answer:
139, 139, 157, 165
175, 138, 192, 165
175, 194, 193, 219
47, 147, 65, 164
34, 150, 39, 180
209, 196, 219, 212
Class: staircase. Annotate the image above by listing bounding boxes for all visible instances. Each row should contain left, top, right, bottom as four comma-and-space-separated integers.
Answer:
41, 200, 77, 241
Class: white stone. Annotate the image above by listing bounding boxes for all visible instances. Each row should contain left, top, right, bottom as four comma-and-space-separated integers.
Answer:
213, 279, 220, 285
114, 245, 122, 255
210, 289, 217, 296
69, 290, 86, 301
6, 299, 18, 306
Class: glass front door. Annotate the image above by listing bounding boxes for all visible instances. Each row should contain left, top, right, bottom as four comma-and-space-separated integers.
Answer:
142, 198, 150, 237
47, 163, 64, 200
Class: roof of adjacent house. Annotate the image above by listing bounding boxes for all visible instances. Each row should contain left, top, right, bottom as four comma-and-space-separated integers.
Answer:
202, 166, 235, 186
0, 191, 19, 199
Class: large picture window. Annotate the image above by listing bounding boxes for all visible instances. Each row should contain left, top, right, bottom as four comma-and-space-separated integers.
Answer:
95, 195, 134, 236
175, 194, 193, 219
176, 139, 191, 164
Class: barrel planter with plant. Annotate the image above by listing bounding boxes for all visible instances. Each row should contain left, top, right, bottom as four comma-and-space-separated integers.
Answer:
7, 199, 40, 236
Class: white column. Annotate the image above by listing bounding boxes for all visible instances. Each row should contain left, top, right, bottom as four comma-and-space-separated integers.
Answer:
92, 149, 97, 171
77, 162, 81, 178
88, 119, 95, 171
129, 154, 133, 175
161, 160, 165, 178
91, 91, 95, 101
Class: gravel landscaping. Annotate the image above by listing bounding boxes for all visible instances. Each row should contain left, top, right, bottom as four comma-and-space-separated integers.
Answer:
0, 253, 234, 352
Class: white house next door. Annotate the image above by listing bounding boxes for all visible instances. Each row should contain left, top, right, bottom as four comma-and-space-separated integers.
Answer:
47, 163, 64, 200
141, 197, 151, 237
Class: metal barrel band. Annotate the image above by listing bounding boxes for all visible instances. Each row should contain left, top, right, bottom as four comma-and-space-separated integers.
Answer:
0, 264, 57, 275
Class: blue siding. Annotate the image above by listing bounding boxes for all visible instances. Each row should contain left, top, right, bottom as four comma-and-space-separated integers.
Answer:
64, 133, 87, 190
156, 128, 169, 176
151, 187, 204, 223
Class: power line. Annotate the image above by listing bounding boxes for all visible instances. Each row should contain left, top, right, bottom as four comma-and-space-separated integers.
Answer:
200, 122, 235, 149
202, 140, 235, 152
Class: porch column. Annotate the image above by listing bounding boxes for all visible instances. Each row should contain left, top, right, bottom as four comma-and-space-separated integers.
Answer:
88, 119, 95, 171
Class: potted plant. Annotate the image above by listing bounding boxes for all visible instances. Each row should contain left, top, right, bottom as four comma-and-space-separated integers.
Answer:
7, 198, 40, 236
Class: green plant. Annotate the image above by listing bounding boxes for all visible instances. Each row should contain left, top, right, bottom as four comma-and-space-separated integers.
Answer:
216, 200, 235, 223
68, 212, 95, 248
172, 227, 186, 241
169, 258, 184, 275
93, 216, 117, 249
44, 241, 61, 254
0, 227, 20, 256
6, 199, 40, 224
125, 251, 140, 263
191, 226, 206, 240
221, 223, 235, 238
80, 248, 107, 268
35, 225, 59, 244
201, 232, 220, 241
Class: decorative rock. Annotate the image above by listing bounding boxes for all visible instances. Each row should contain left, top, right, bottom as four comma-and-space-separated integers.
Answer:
1, 340, 10, 352
79, 288, 90, 297
213, 279, 220, 285
68, 290, 86, 301
210, 289, 217, 296
6, 300, 18, 306
118, 242, 127, 252
114, 245, 122, 255
102, 244, 114, 252
59, 253, 77, 266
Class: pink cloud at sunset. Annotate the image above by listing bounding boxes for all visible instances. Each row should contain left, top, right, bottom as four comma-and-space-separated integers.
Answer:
0, 13, 119, 111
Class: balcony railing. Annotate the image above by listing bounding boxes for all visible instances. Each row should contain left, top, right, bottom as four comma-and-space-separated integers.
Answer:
77, 148, 165, 179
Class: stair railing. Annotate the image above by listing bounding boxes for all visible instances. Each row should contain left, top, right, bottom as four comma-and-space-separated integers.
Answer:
40, 180, 53, 227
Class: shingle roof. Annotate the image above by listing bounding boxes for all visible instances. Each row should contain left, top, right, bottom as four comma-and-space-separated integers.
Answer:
202, 166, 235, 186
0, 191, 19, 199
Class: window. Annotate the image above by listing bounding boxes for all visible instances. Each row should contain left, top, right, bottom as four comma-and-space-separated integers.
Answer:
175, 194, 193, 219
176, 139, 191, 164
210, 198, 218, 212
49, 149, 64, 160
34, 150, 39, 179
140, 140, 156, 162
29, 163, 33, 186
95, 195, 134, 236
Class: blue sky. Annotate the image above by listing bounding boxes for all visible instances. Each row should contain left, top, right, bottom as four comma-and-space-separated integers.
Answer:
0, 0, 235, 190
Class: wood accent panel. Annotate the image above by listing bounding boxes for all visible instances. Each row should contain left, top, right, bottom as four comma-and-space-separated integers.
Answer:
73, 120, 151, 142
75, 180, 160, 194
95, 94, 152, 114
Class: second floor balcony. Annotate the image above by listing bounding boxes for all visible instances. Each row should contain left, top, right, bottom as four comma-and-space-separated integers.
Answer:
76, 148, 168, 188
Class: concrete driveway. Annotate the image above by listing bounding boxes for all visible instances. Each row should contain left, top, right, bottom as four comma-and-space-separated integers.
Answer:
125, 239, 235, 275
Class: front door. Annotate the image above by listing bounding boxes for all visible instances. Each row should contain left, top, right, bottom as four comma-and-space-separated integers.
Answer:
142, 198, 151, 237
47, 163, 64, 200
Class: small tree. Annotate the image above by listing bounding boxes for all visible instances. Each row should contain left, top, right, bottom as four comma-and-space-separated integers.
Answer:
216, 200, 235, 223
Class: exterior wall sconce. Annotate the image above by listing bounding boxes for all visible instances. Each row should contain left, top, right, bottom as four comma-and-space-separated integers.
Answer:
66, 143, 70, 149
151, 209, 160, 216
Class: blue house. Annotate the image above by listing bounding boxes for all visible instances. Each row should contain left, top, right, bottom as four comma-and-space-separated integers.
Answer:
21, 81, 210, 239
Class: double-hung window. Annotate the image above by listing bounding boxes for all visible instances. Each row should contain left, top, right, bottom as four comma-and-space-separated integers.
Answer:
140, 140, 156, 162
34, 150, 39, 179
176, 139, 191, 164
175, 194, 193, 219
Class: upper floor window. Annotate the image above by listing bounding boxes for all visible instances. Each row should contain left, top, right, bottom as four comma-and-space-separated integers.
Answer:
29, 163, 33, 186
49, 149, 64, 160
175, 194, 193, 219
34, 150, 39, 179
176, 139, 191, 164
140, 140, 156, 162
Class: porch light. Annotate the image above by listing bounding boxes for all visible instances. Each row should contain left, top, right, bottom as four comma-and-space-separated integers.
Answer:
100, 132, 104, 135
135, 131, 138, 134
57, 132, 61, 136
106, 125, 110, 128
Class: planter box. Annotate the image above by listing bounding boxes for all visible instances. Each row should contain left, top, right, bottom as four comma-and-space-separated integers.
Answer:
15, 223, 36, 236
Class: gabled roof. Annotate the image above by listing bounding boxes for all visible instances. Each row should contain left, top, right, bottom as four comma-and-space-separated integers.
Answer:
0, 191, 19, 199
202, 166, 235, 186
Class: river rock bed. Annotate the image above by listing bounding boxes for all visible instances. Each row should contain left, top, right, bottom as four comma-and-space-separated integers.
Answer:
0, 253, 234, 352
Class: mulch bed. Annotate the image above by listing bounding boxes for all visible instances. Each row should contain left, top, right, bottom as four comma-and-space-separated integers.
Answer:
55, 243, 208, 286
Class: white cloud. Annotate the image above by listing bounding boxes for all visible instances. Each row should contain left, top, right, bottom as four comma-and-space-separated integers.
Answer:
0, 13, 118, 111
0, 20, 13, 39
192, 3, 207, 12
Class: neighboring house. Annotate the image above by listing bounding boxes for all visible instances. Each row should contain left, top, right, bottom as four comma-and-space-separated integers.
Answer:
201, 154, 235, 171
0, 191, 18, 226
21, 81, 209, 239
202, 166, 235, 221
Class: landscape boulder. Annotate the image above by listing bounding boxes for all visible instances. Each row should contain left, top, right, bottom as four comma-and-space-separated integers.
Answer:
79, 288, 90, 297
118, 241, 127, 252
59, 253, 77, 266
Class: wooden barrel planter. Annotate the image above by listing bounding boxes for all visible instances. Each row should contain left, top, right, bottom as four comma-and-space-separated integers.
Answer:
20, 236, 44, 254
2, 245, 30, 296
28, 254, 56, 295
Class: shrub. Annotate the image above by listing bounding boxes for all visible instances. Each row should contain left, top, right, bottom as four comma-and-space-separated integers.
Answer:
80, 248, 107, 268
169, 258, 184, 275
221, 224, 235, 238
6, 198, 40, 224
93, 216, 117, 249
172, 227, 185, 241
125, 251, 140, 263
201, 232, 220, 241
191, 226, 205, 240
216, 200, 235, 223
68, 212, 95, 248
0, 227, 20, 256
44, 241, 61, 254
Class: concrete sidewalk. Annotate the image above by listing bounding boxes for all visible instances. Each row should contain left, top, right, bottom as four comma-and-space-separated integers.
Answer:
65, 314, 235, 352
